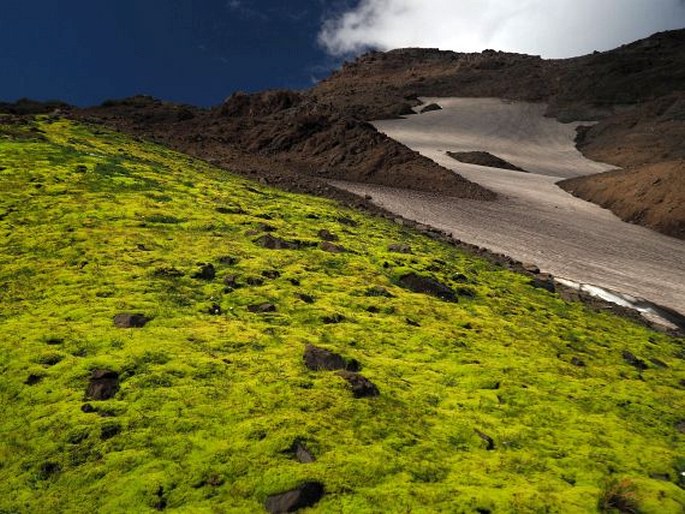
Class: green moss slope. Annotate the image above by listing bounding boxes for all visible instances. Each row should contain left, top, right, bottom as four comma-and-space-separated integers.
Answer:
0, 118, 683, 513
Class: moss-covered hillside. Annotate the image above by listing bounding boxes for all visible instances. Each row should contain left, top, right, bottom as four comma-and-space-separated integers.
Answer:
0, 117, 683, 513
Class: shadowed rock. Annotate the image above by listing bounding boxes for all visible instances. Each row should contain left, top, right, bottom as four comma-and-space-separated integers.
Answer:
530, 274, 556, 293
337, 371, 379, 398
208, 303, 222, 315
320, 241, 347, 253
192, 263, 216, 280
287, 440, 316, 463
113, 313, 150, 328
421, 103, 442, 113
622, 350, 648, 371
398, 273, 457, 302
247, 303, 277, 313
322, 314, 345, 324
264, 481, 325, 513
303, 344, 360, 372
262, 270, 281, 279
297, 293, 315, 304
475, 429, 496, 450
86, 369, 119, 400
317, 229, 339, 241
255, 234, 303, 250
447, 150, 527, 172
388, 243, 412, 254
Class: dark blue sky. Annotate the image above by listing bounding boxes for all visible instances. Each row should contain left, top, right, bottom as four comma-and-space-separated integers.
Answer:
0, 1, 351, 107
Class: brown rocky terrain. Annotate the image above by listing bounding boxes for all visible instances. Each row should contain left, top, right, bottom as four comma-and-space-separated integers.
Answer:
559, 92, 685, 238
312, 29, 685, 238
70, 91, 494, 201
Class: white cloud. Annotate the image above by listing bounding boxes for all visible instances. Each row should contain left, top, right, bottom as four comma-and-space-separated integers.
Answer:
319, 0, 685, 58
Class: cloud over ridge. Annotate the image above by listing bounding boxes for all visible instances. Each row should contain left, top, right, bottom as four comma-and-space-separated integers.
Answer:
319, 0, 685, 58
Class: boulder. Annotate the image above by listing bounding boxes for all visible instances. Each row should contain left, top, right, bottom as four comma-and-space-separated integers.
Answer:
317, 229, 339, 241
264, 481, 325, 513
388, 243, 412, 254
320, 241, 346, 253
255, 234, 302, 250
86, 369, 119, 400
398, 273, 457, 302
113, 313, 150, 328
337, 371, 379, 398
192, 263, 216, 280
303, 344, 360, 372
247, 303, 277, 313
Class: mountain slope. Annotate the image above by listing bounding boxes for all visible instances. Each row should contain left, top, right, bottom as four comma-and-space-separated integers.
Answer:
1, 116, 684, 513
311, 29, 685, 238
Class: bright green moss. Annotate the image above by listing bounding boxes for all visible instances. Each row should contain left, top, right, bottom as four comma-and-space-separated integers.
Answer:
0, 117, 683, 513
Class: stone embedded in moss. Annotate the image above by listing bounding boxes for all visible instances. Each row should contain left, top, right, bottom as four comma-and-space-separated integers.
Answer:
264, 481, 325, 513
113, 313, 150, 328
398, 272, 457, 302
337, 371, 379, 398
303, 344, 360, 372
86, 369, 119, 401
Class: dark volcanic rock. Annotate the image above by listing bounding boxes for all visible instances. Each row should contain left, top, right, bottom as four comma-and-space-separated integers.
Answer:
320, 241, 347, 253
113, 313, 150, 328
421, 103, 442, 113
388, 243, 412, 254
262, 270, 281, 279
247, 303, 277, 313
447, 151, 528, 172
255, 234, 302, 250
86, 369, 119, 400
530, 274, 556, 293
208, 303, 222, 315
192, 263, 216, 280
398, 273, 457, 302
296, 293, 316, 304
475, 429, 496, 450
337, 371, 379, 398
264, 481, 325, 514
322, 314, 345, 324
622, 350, 649, 370
223, 274, 241, 289
317, 229, 339, 241
287, 440, 316, 463
25, 374, 43, 385
303, 344, 360, 372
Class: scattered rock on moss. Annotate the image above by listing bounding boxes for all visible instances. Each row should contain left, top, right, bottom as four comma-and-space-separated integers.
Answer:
571, 357, 586, 367
262, 270, 281, 279
255, 234, 303, 250
25, 374, 43, 386
113, 313, 150, 328
622, 350, 648, 371
287, 440, 316, 463
303, 344, 360, 372
475, 429, 496, 450
398, 273, 457, 302
317, 229, 338, 241
153, 267, 184, 278
86, 370, 119, 400
337, 371, 379, 398
322, 314, 345, 324
530, 274, 556, 293
296, 293, 315, 304
388, 243, 412, 254
247, 303, 277, 313
208, 303, 222, 315
264, 481, 325, 514
192, 263, 216, 280
320, 241, 347, 253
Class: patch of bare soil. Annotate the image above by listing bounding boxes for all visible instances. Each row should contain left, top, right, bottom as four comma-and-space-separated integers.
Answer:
447, 151, 527, 172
